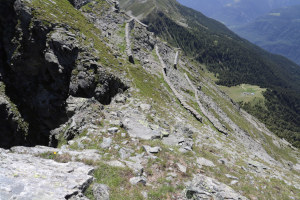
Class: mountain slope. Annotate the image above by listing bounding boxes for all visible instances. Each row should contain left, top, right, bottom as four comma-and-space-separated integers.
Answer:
233, 5, 300, 65
119, 0, 300, 147
177, 0, 300, 27
0, 0, 300, 199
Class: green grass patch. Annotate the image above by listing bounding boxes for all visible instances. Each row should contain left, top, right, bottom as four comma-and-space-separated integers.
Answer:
219, 84, 266, 104
85, 162, 144, 200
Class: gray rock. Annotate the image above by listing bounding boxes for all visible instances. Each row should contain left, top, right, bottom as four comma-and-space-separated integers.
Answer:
119, 147, 133, 159
230, 180, 239, 185
0, 149, 93, 200
141, 191, 148, 199
66, 96, 88, 117
176, 163, 187, 173
93, 184, 110, 200
218, 158, 228, 165
122, 118, 161, 140
106, 160, 126, 168
100, 137, 112, 149
293, 164, 300, 172
124, 160, 144, 176
167, 172, 177, 178
196, 157, 215, 168
108, 127, 119, 134
139, 103, 151, 111
114, 94, 127, 104
143, 145, 161, 154
225, 174, 238, 180
186, 174, 247, 200
129, 177, 147, 185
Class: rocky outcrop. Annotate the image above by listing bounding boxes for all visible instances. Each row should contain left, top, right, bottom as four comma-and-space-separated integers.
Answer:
50, 96, 104, 145
185, 174, 248, 200
0, 0, 127, 148
0, 148, 94, 199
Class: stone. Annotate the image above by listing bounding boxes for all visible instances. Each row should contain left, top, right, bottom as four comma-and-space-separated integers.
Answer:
140, 103, 151, 111
176, 163, 187, 173
106, 160, 126, 168
230, 180, 239, 185
114, 94, 127, 104
93, 184, 109, 200
186, 174, 247, 200
218, 158, 228, 165
141, 191, 148, 199
161, 130, 169, 137
108, 127, 118, 134
196, 157, 215, 167
122, 118, 161, 140
225, 174, 238, 180
100, 137, 112, 149
129, 177, 147, 185
124, 160, 144, 176
109, 120, 122, 126
293, 164, 300, 172
119, 147, 133, 159
0, 149, 93, 200
167, 172, 177, 178
143, 145, 161, 154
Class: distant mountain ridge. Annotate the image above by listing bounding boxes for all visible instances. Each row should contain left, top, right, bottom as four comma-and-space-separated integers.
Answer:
233, 5, 300, 65
177, 0, 300, 27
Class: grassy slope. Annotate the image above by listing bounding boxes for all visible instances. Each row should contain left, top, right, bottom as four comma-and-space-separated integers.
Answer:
219, 84, 266, 104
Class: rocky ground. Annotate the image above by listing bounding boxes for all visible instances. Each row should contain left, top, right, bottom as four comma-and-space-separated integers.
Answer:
0, 0, 300, 199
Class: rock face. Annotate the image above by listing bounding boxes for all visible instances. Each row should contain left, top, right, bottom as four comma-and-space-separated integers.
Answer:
0, 148, 94, 199
0, 0, 127, 148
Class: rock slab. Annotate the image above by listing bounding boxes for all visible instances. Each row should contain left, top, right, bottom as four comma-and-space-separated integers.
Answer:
0, 148, 93, 200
